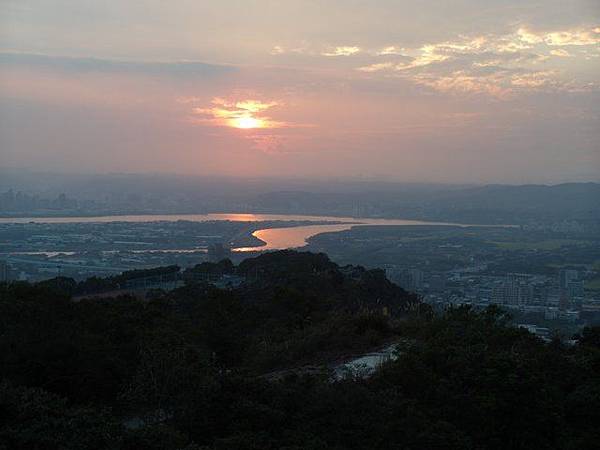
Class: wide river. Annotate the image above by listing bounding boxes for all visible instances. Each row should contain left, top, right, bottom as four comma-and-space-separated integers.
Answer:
0, 213, 503, 252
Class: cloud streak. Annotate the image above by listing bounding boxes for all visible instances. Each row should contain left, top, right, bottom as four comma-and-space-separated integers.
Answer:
192, 97, 285, 129
0, 52, 235, 78
354, 25, 600, 97
321, 46, 361, 56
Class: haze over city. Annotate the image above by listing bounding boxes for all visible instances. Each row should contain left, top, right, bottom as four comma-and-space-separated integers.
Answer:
1, 0, 599, 183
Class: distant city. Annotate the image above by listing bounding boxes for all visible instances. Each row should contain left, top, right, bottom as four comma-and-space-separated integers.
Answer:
1, 179, 599, 340
1, 172, 599, 225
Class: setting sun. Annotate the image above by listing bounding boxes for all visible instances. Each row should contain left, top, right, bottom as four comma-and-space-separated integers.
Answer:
231, 116, 264, 129
195, 97, 283, 130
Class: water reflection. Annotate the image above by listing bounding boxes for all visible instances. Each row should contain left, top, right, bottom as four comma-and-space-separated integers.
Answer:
0, 212, 471, 226
235, 224, 355, 252
0, 213, 511, 253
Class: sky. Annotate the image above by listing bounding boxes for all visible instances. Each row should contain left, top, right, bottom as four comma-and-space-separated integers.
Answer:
0, 1, 599, 184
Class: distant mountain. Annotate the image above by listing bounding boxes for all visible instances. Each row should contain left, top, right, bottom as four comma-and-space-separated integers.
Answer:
251, 182, 600, 224
423, 183, 600, 223
1, 169, 597, 225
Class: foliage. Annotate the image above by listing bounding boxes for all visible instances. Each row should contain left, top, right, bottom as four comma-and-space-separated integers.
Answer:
0, 251, 598, 449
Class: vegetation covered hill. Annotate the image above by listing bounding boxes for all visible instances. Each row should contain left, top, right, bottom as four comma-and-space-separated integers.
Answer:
1, 251, 599, 449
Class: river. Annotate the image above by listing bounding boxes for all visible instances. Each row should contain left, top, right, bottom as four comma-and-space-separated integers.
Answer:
0, 213, 506, 252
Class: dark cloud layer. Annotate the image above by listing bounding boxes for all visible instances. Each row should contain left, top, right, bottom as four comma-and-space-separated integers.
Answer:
0, 52, 235, 77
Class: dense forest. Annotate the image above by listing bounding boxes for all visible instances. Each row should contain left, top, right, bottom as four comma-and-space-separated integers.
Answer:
1, 251, 598, 449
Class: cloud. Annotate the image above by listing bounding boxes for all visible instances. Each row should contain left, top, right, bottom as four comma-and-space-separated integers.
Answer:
550, 49, 572, 57
544, 28, 600, 46
353, 26, 600, 96
0, 52, 235, 77
269, 43, 363, 57
398, 45, 451, 69
270, 45, 285, 55
321, 46, 361, 56
516, 28, 544, 45
376, 46, 407, 56
408, 64, 587, 98
510, 70, 558, 88
358, 44, 452, 72
192, 97, 285, 129
234, 99, 278, 113
357, 62, 396, 72
411, 70, 512, 98
187, 96, 316, 155
513, 27, 600, 47
408, 68, 561, 98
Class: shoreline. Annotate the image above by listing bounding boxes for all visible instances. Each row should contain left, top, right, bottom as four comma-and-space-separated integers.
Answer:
0, 210, 518, 227
0, 213, 515, 255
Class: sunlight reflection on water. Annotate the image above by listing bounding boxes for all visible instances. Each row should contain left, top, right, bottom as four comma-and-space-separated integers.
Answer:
0, 213, 508, 253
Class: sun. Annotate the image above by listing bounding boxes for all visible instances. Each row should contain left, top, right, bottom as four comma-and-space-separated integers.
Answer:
231, 116, 264, 129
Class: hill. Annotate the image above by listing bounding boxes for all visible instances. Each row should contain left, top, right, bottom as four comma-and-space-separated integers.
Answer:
0, 251, 599, 449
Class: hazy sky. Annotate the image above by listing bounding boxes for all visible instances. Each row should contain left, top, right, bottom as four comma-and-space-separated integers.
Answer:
1, 1, 599, 183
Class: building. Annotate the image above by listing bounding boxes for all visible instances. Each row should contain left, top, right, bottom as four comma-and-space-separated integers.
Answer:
567, 280, 584, 303
559, 269, 579, 290
427, 273, 446, 292
207, 243, 231, 263
492, 281, 519, 306
558, 269, 584, 307
401, 269, 423, 291
491, 275, 534, 307
0, 260, 11, 282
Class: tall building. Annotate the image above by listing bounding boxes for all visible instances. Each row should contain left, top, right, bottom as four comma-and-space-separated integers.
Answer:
566, 280, 585, 308
559, 269, 584, 307
385, 267, 425, 292
395, 269, 424, 291
428, 273, 446, 292
567, 280, 584, 298
531, 284, 549, 306
492, 282, 518, 305
207, 243, 231, 263
559, 269, 579, 290
0, 260, 10, 282
491, 275, 534, 306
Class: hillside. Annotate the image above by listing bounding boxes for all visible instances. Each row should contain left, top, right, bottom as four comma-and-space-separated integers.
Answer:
0, 251, 599, 449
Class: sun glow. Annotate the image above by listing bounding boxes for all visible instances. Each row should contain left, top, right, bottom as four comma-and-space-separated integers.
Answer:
193, 97, 285, 129
231, 116, 264, 129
